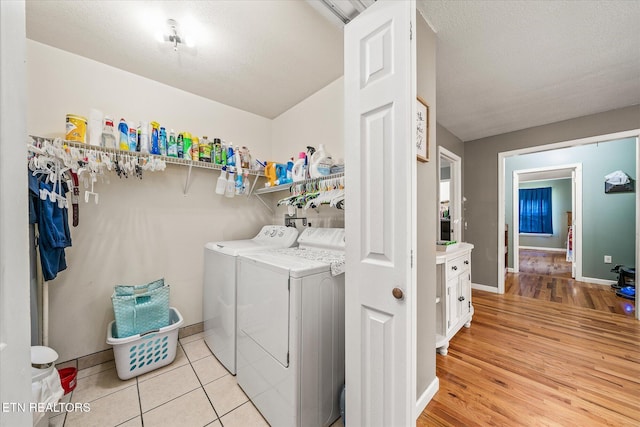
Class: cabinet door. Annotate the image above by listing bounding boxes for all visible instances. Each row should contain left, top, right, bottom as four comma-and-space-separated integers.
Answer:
446, 277, 460, 333
458, 271, 471, 318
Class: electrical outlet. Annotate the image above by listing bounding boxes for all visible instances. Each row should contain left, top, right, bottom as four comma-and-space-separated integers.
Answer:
604, 255, 612, 264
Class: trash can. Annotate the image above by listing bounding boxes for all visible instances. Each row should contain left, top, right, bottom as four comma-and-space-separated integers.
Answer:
31, 346, 64, 427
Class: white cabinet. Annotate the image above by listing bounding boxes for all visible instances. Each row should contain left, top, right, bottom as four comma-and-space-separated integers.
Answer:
435, 243, 474, 355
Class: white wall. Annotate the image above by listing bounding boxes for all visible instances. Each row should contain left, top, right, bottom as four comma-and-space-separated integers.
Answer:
27, 41, 275, 362
1, 1, 33, 424
271, 77, 344, 163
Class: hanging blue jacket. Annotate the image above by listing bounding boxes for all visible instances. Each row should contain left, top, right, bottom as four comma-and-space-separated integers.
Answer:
29, 171, 72, 281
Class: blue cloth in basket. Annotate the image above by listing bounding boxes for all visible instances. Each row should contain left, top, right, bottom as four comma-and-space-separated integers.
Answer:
112, 279, 170, 338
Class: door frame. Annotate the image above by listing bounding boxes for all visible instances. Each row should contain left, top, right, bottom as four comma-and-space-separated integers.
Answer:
497, 129, 640, 306
438, 146, 462, 242
511, 163, 582, 281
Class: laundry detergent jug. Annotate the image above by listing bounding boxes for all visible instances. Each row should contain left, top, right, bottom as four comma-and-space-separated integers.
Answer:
309, 144, 333, 178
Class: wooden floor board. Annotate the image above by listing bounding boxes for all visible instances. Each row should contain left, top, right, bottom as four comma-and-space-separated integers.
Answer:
419, 285, 640, 427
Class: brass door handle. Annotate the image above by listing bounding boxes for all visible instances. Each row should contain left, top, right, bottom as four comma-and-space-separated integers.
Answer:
392, 288, 404, 300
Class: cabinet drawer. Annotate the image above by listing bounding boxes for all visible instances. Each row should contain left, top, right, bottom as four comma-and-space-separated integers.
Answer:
447, 254, 470, 276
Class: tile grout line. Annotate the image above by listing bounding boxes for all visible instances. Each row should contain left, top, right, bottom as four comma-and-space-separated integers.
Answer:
136, 376, 144, 427
180, 341, 224, 425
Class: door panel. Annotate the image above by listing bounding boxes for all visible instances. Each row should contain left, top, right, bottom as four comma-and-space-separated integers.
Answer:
345, 1, 416, 426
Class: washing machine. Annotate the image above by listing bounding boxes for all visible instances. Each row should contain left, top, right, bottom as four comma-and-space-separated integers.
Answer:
237, 227, 345, 427
203, 225, 299, 375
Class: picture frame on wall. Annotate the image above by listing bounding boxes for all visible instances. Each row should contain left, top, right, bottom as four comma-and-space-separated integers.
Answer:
416, 96, 429, 162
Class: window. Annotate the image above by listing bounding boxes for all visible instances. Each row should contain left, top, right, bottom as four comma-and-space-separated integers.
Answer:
519, 187, 552, 234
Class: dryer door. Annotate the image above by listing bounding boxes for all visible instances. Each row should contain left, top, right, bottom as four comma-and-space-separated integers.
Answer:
237, 258, 290, 367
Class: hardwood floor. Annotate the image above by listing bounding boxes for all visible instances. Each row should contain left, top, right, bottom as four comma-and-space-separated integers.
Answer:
508, 250, 635, 317
419, 251, 639, 426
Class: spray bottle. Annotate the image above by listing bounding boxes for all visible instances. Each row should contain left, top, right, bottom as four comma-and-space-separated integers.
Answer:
215, 166, 227, 195
235, 163, 243, 195
225, 168, 236, 198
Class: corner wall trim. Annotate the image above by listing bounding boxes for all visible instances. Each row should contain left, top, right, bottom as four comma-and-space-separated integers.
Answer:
471, 283, 499, 293
415, 377, 439, 419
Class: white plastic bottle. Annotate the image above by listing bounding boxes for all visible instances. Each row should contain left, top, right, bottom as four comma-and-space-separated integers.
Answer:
291, 152, 307, 182
139, 121, 150, 154
215, 167, 227, 195
310, 143, 333, 178
225, 169, 236, 198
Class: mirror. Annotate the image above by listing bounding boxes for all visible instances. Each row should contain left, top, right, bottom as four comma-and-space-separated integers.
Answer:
438, 147, 462, 242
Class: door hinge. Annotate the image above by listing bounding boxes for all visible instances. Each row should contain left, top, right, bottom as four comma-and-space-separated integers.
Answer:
288, 278, 290, 291
410, 21, 413, 40
411, 250, 414, 268
287, 352, 289, 365
447, 320, 450, 328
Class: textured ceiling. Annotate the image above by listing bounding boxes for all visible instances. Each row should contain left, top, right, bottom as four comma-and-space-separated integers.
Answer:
26, 1, 640, 141
418, 0, 640, 141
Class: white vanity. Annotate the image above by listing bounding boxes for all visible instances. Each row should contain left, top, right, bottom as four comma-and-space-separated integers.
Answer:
435, 243, 474, 355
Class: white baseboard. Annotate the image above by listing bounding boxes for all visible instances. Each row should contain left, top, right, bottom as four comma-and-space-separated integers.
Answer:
415, 376, 439, 419
519, 246, 566, 253
580, 276, 615, 286
506, 267, 516, 273
471, 283, 499, 293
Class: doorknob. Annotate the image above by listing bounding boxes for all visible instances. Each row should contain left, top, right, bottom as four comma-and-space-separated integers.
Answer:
392, 288, 404, 300
458, 296, 465, 301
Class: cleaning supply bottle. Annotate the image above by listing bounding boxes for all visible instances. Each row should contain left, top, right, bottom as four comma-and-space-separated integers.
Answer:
215, 166, 227, 195
177, 133, 184, 158
139, 121, 150, 154
150, 121, 160, 155
225, 169, 236, 198
310, 143, 333, 178
118, 119, 129, 151
292, 152, 307, 182
167, 130, 178, 157
265, 162, 277, 187
101, 116, 116, 149
159, 127, 167, 156
235, 164, 243, 195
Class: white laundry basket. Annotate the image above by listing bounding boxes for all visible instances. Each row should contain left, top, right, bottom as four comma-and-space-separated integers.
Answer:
107, 307, 183, 380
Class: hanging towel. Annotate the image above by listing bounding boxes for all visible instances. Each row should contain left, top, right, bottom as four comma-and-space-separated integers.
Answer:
29, 171, 72, 281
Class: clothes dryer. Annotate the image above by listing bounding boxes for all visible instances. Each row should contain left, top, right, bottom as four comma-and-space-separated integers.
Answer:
203, 225, 298, 374
237, 227, 345, 427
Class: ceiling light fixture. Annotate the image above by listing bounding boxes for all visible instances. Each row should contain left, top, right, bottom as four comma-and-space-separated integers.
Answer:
156, 19, 193, 51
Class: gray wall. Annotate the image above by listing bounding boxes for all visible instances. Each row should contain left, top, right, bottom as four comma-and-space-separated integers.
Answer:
517, 179, 572, 250
464, 105, 640, 288
416, 12, 438, 403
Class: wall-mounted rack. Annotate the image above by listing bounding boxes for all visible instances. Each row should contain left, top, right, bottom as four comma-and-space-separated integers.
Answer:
30, 137, 265, 195
254, 171, 344, 195
252, 171, 345, 213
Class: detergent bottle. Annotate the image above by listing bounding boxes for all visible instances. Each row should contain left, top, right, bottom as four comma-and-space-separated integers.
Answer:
310, 144, 333, 178
215, 166, 227, 195
265, 162, 277, 187
291, 152, 307, 182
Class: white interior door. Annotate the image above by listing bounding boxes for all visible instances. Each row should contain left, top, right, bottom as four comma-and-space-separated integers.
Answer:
344, 1, 416, 426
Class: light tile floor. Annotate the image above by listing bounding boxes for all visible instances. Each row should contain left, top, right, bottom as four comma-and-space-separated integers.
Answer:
49, 332, 345, 427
